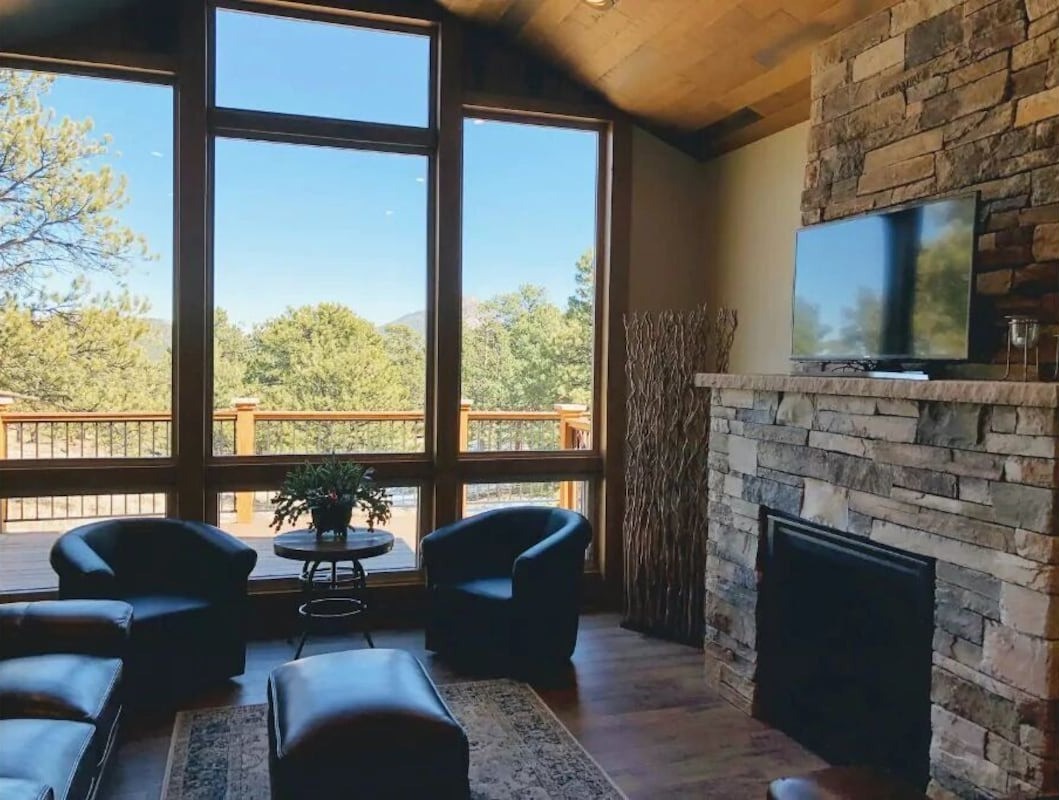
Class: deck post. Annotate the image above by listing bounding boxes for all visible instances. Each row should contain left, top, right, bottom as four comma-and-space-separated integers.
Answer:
555, 404, 589, 509
0, 398, 9, 534
458, 400, 472, 512
233, 398, 259, 524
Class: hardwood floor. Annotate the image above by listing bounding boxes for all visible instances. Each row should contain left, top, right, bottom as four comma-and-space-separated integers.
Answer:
101, 613, 825, 800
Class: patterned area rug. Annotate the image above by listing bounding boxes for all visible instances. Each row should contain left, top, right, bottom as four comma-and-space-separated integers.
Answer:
162, 679, 626, 799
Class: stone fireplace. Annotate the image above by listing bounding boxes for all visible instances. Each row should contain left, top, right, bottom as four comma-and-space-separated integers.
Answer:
697, 374, 1059, 798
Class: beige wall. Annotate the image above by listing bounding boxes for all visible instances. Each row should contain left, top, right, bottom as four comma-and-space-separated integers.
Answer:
627, 127, 708, 313
702, 122, 809, 374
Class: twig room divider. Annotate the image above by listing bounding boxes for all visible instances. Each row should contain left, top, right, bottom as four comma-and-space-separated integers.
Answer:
622, 305, 737, 645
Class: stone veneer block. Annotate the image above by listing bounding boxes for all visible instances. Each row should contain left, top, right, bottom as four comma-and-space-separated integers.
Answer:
852, 35, 907, 82
863, 129, 944, 173
727, 436, 758, 476
890, 0, 962, 35
701, 376, 1059, 797
1015, 86, 1059, 127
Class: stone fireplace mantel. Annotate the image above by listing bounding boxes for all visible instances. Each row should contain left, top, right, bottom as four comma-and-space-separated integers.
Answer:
695, 373, 1059, 409
697, 372, 1059, 798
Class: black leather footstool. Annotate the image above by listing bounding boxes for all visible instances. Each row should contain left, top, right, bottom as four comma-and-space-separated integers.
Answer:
267, 648, 469, 799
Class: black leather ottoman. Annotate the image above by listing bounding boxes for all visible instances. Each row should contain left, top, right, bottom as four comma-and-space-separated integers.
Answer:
267, 649, 469, 800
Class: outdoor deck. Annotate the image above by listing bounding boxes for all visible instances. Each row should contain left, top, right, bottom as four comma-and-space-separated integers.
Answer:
1, 406, 591, 593
0, 509, 420, 593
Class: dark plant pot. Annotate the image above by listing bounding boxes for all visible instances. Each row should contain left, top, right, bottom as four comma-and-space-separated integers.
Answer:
311, 503, 353, 539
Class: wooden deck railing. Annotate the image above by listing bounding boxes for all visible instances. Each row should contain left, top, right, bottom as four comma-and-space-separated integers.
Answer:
0, 401, 591, 527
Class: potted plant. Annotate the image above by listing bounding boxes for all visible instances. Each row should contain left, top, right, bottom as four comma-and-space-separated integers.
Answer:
270, 457, 392, 539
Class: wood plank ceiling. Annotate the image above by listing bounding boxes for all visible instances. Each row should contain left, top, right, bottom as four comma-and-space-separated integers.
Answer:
437, 0, 903, 157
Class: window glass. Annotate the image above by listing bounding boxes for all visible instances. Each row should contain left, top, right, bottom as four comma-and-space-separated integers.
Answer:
0, 70, 174, 460
215, 9, 431, 127
217, 486, 420, 577
462, 481, 590, 518
461, 118, 598, 452
212, 139, 428, 455
0, 493, 166, 591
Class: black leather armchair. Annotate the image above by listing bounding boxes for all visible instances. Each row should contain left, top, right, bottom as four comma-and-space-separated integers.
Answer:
0, 600, 132, 800
51, 518, 257, 695
421, 507, 592, 666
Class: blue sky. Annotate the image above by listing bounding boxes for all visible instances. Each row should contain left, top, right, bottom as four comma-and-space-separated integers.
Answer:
34, 7, 598, 327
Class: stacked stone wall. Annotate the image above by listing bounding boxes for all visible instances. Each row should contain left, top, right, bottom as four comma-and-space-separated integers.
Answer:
803, 0, 1059, 366
705, 385, 1059, 797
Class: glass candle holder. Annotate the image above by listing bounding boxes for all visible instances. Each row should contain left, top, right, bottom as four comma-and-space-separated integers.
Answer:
1004, 316, 1041, 380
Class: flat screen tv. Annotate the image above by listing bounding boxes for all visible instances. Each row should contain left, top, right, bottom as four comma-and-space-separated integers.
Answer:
791, 194, 978, 363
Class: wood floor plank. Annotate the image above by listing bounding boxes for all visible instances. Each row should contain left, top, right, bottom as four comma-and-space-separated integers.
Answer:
99, 613, 825, 799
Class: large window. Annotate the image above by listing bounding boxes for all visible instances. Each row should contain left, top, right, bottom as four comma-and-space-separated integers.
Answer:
212, 140, 428, 456
210, 10, 431, 459
460, 118, 599, 452
0, 2, 618, 596
0, 69, 173, 591
0, 70, 174, 461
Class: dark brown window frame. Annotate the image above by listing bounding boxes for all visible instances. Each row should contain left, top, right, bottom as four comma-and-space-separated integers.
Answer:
0, 0, 630, 601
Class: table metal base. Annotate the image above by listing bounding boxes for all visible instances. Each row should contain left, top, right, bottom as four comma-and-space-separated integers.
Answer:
293, 558, 375, 659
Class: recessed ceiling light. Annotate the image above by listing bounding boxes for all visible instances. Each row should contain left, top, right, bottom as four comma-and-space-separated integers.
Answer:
582, 0, 616, 9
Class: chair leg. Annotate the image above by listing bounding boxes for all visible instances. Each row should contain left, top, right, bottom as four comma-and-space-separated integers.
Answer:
293, 630, 309, 660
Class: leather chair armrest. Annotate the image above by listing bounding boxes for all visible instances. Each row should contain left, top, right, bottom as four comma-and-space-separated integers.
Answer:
0, 600, 133, 659
168, 522, 257, 600
49, 535, 118, 599
183, 521, 258, 578
512, 521, 591, 599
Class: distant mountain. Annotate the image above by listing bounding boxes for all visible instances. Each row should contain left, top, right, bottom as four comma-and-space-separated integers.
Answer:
385, 310, 427, 338
383, 298, 483, 338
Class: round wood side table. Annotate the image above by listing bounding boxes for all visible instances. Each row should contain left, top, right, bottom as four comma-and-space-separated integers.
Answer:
273, 528, 395, 659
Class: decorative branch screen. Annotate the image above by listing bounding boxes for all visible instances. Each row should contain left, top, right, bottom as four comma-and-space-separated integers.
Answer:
622, 305, 737, 645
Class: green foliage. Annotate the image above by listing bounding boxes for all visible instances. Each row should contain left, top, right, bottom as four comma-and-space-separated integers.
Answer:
0, 282, 169, 411
247, 303, 411, 412
0, 68, 161, 411
558, 250, 595, 405
213, 308, 252, 409
0, 69, 149, 302
381, 323, 425, 411
2, 66, 599, 435
270, 457, 392, 532
461, 249, 595, 410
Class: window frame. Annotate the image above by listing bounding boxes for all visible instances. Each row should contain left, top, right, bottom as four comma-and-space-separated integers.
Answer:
201, 2, 441, 584
0, 60, 180, 477
206, 2, 440, 472
0, 59, 180, 595
458, 107, 608, 461
0, 1, 629, 598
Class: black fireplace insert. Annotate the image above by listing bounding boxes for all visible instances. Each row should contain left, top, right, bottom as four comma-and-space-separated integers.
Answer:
757, 513, 935, 789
